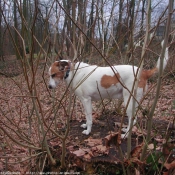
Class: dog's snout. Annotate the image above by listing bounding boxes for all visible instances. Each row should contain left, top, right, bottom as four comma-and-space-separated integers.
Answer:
48, 85, 53, 89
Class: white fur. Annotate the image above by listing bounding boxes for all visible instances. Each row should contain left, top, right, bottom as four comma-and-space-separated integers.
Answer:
49, 77, 57, 88
156, 47, 169, 70
65, 64, 141, 138
49, 46, 169, 138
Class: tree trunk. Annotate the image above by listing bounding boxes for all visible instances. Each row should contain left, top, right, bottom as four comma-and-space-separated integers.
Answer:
14, 1, 20, 60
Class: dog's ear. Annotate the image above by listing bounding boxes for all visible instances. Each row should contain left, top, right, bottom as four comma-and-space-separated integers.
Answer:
59, 61, 69, 71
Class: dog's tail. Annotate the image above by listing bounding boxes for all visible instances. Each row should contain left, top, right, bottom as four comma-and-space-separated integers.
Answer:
146, 40, 169, 79
156, 41, 169, 71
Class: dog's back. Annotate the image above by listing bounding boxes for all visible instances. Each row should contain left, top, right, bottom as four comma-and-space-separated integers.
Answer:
70, 63, 140, 101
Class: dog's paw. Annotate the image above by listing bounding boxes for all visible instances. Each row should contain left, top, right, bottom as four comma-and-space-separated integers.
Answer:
121, 128, 127, 132
82, 130, 90, 135
121, 134, 126, 139
81, 124, 87, 128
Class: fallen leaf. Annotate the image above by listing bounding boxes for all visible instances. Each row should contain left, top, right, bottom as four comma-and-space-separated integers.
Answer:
50, 141, 60, 148
73, 149, 85, 157
92, 112, 100, 119
91, 145, 109, 157
82, 148, 91, 152
156, 146, 161, 151
105, 132, 119, 147
117, 132, 121, 145
0, 162, 3, 171
164, 161, 175, 170
68, 145, 74, 151
95, 145, 109, 154
130, 142, 144, 158
132, 157, 145, 166
83, 153, 92, 161
162, 171, 169, 175
154, 138, 165, 143
73, 158, 83, 170
94, 120, 106, 127
135, 168, 141, 175
132, 126, 138, 133
148, 143, 154, 150
84, 137, 102, 147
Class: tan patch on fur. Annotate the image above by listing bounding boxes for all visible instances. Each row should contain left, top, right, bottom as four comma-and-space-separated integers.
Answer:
101, 73, 120, 89
50, 62, 59, 75
138, 68, 158, 90
50, 62, 64, 79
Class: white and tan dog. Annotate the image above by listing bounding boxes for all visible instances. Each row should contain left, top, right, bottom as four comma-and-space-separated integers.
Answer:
48, 46, 169, 138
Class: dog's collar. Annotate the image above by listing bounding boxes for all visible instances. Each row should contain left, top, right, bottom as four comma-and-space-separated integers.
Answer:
64, 69, 70, 79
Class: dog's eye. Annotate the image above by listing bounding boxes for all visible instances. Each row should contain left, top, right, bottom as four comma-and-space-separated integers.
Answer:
51, 74, 56, 78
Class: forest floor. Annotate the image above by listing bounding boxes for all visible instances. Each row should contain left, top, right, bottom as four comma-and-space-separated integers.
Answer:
0, 57, 175, 174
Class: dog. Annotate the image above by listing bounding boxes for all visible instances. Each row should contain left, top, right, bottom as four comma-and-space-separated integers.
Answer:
48, 45, 169, 138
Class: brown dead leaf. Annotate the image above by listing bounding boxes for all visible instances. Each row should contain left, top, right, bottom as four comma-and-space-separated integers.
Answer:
132, 126, 138, 133
135, 168, 141, 175
105, 132, 119, 147
132, 157, 145, 166
154, 138, 165, 143
130, 142, 144, 158
0, 162, 3, 171
83, 153, 92, 162
156, 146, 161, 151
117, 132, 121, 145
68, 145, 74, 152
124, 157, 145, 167
87, 150, 94, 157
73, 158, 84, 170
148, 143, 154, 150
91, 145, 109, 157
86, 163, 95, 175
164, 161, 175, 170
50, 141, 61, 148
92, 112, 100, 119
94, 120, 106, 127
84, 137, 102, 147
163, 143, 172, 156
95, 145, 109, 154
73, 149, 85, 157
82, 148, 91, 152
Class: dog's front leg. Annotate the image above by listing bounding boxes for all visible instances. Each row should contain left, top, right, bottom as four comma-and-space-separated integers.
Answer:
80, 97, 92, 135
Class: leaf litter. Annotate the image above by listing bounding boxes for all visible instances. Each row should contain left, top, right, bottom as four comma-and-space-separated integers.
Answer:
0, 62, 175, 174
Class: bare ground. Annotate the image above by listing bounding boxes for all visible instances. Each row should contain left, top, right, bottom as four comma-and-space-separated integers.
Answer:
0, 58, 175, 174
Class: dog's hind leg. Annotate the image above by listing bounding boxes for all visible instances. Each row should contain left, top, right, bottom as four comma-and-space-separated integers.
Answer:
122, 86, 144, 138
80, 97, 92, 135
121, 89, 138, 138
121, 103, 133, 138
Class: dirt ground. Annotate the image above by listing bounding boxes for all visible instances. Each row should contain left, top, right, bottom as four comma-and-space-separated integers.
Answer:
46, 100, 175, 174
0, 57, 175, 174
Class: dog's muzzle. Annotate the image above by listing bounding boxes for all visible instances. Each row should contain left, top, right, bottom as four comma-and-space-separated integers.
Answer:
48, 77, 57, 89
48, 85, 53, 89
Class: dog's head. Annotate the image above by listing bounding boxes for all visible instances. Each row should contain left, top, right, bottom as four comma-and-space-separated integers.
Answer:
48, 60, 70, 89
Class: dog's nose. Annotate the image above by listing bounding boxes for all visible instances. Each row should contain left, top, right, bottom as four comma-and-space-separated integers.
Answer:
48, 85, 53, 89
